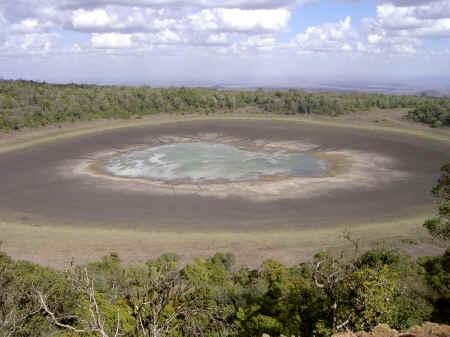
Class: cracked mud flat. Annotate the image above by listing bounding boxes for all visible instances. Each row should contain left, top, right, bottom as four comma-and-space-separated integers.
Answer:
0, 119, 448, 230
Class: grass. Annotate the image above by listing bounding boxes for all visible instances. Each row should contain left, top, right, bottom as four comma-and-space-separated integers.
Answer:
0, 213, 443, 268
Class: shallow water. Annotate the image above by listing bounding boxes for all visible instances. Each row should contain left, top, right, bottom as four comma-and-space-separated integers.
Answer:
104, 142, 327, 182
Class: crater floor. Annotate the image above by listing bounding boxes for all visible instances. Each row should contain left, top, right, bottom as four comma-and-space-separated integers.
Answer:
0, 119, 448, 231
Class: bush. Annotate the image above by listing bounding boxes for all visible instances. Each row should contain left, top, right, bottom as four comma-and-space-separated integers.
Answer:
408, 102, 450, 127
0, 79, 448, 131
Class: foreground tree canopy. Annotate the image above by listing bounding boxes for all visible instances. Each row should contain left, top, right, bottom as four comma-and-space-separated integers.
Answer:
0, 80, 448, 131
0, 245, 449, 337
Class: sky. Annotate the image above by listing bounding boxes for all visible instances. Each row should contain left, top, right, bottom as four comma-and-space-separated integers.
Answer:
0, 0, 449, 87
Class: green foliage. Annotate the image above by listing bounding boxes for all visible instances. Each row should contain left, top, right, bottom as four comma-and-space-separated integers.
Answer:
231, 260, 316, 337
355, 248, 401, 268
0, 79, 447, 131
424, 164, 450, 240
408, 101, 450, 127
418, 248, 450, 324
433, 164, 450, 221
85, 252, 129, 302
0, 246, 446, 337
0, 254, 79, 337
424, 218, 450, 241
349, 265, 400, 330
350, 252, 432, 331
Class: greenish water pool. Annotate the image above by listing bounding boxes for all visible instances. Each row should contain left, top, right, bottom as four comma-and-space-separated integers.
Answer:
104, 142, 327, 182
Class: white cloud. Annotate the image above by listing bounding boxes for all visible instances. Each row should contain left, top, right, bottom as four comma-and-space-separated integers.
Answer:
248, 36, 276, 50
69, 7, 177, 33
215, 8, 290, 32
372, 1, 450, 38
367, 33, 382, 44
0, 33, 58, 54
135, 29, 182, 44
413, 18, 450, 38
205, 33, 229, 45
91, 32, 133, 48
188, 8, 290, 33
0, 0, 448, 61
355, 0, 450, 55
10, 18, 40, 34
376, 4, 422, 30
71, 43, 82, 52
66, 5, 292, 36
20, 34, 54, 51
72, 9, 115, 30
291, 16, 356, 52
231, 34, 277, 52
89, 29, 183, 50
59, 0, 299, 10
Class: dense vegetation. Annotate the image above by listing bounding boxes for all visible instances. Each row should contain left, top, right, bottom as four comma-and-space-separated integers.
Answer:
0, 244, 449, 337
424, 164, 450, 241
0, 80, 448, 131
408, 101, 450, 127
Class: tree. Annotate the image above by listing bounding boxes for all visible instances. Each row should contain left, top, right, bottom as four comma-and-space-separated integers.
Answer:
353, 248, 433, 330
35, 265, 130, 337
1, 79, 448, 132
125, 254, 219, 337
311, 251, 356, 335
424, 164, 450, 240
419, 248, 450, 324
0, 245, 443, 337
0, 251, 79, 337
349, 265, 399, 330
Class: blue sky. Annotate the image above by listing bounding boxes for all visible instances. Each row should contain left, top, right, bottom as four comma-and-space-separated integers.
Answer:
291, 1, 373, 32
0, 0, 449, 86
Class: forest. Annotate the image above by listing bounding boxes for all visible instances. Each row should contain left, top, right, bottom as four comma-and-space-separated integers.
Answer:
0, 80, 449, 131
0, 164, 449, 337
407, 101, 450, 127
